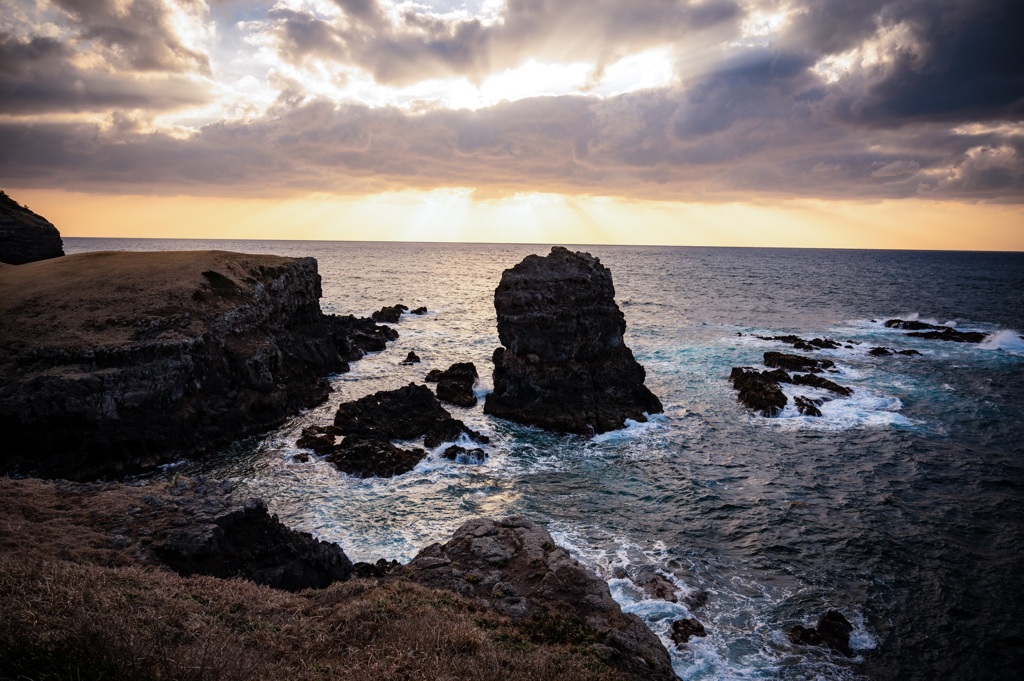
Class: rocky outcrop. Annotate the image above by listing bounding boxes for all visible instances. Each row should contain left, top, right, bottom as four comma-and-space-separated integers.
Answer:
756, 334, 842, 351
372, 304, 408, 323
426, 362, 479, 407
484, 247, 663, 435
0, 191, 64, 265
0, 251, 395, 480
154, 480, 353, 591
885, 318, 986, 343
788, 609, 854, 657
317, 383, 489, 477
729, 359, 853, 417
393, 516, 676, 681
322, 314, 398, 364
869, 347, 921, 356
441, 444, 488, 464
729, 367, 789, 416
671, 618, 708, 646
763, 351, 836, 373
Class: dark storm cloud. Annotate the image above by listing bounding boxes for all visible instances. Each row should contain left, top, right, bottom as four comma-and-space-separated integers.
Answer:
270, 0, 741, 84
0, 33, 210, 114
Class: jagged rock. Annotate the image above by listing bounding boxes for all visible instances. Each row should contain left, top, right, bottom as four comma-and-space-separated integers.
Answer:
671, 618, 708, 646
401, 351, 421, 365
331, 383, 488, 475
372, 304, 408, 323
729, 367, 788, 416
791, 373, 853, 396
0, 190, 64, 265
908, 328, 986, 343
326, 436, 426, 478
484, 247, 663, 435
634, 568, 679, 602
0, 252, 369, 480
155, 486, 353, 592
426, 362, 479, 407
789, 609, 854, 657
392, 517, 676, 680
795, 395, 823, 417
763, 351, 836, 373
322, 314, 398, 362
442, 444, 488, 464
757, 335, 841, 351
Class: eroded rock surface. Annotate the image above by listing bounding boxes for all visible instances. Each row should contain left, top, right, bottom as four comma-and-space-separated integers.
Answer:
0, 191, 64, 265
484, 247, 662, 435
0, 251, 396, 480
394, 516, 676, 680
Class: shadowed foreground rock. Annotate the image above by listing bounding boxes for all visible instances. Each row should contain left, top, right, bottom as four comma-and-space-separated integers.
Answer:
426, 361, 479, 407
484, 247, 663, 435
0, 251, 395, 480
395, 516, 676, 680
0, 190, 64, 265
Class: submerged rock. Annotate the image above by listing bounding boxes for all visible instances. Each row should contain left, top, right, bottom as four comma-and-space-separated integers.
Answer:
671, 618, 708, 646
791, 373, 853, 396
401, 350, 421, 365
794, 395, 823, 417
0, 190, 64, 265
884, 319, 942, 331
757, 334, 841, 351
907, 328, 986, 343
393, 516, 676, 680
484, 247, 663, 435
426, 361, 479, 407
442, 444, 488, 464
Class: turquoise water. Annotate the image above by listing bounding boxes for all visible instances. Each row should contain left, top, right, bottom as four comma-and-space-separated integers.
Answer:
66, 239, 1024, 680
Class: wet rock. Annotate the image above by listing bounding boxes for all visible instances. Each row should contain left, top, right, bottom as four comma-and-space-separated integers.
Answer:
0, 190, 64, 265
392, 516, 676, 680
634, 568, 679, 602
401, 351, 421, 365
372, 304, 408, 323
907, 328, 986, 343
885, 319, 942, 331
426, 362, 479, 407
484, 247, 663, 435
322, 314, 398, 361
351, 558, 401, 578
442, 445, 488, 464
671, 618, 708, 646
791, 373, 853, 396
794, 395, 823, 417
869, 346, 892, 356
789, 609, 854, 657
763, 351, 836, 373
729, 367, 788, 416
683, 590, 709, 610
156, 496, 353, 591
334, 382, 487, 447
757, 335, 841, 351
325, 436, 426, 478
296, 425, 341, 455
411, 306, 428, 315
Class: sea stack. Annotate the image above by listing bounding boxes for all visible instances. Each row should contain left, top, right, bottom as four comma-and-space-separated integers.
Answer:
484, 246, 662, 435
0, 190, 64, 264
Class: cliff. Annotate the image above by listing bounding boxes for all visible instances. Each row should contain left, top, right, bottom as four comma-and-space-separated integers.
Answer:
0, 250, 371, 480
484, 247, 663, 434
0, 191, 64, 265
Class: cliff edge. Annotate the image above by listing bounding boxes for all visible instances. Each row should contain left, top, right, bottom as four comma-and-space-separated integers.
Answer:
0, 190, 64, 265
0, 250, 363, 479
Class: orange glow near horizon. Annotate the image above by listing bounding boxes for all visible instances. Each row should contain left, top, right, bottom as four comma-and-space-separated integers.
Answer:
11, 188, 1024, 251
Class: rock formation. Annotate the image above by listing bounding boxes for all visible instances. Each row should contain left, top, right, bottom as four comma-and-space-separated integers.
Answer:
0, 190, 64, 265
394, 516, 676, 680
484, 247, 662, 435
0, 251, 395, 480
788, 609, 854, 657
729, 351, 853, 417
885, 318, 986, 343
372, 303, 408, 323
426, 361, 479, 407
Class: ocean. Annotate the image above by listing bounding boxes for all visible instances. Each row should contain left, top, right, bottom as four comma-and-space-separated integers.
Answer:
65, 238, 1024, 680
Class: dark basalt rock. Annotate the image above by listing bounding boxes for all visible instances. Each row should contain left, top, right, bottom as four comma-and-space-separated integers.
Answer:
411, 306, 428, 315
764, 351, 836, 373
789, 610, 854, 657
156, 489, 353, 592
671, 618, 708, 646
0, 190, 64, 265
634, 568, 679, 602
794, 395, 823, 417
426, 361, 479, 407
885, 319, 943, 331
729, 367, 788, 416
757, 335, 841, 351
326, 436, 426, 478
442, 444, 488, 464
392, 516, 676, 681
372, 304, 408, 323
401, 351, 421, 365
322, 314, 398, 362
351, 558, 401, 578
907, 328, 986, 343
791, 373, 853, 396
484, 247, 663, 435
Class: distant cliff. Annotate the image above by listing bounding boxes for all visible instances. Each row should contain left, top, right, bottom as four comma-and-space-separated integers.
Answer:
0, 190, 64, 265
0, 250, 385, 480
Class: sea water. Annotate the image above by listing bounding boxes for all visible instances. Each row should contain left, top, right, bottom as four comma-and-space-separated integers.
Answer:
65, 239, 1024, 680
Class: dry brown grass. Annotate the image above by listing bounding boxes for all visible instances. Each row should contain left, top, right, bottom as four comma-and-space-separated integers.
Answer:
0, 478, 627, 680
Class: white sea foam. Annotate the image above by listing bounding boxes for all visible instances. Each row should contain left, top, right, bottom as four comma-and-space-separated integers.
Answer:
979, 329, 1024, 355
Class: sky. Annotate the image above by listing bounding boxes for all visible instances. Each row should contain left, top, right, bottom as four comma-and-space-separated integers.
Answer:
1, 0, 1022, 248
